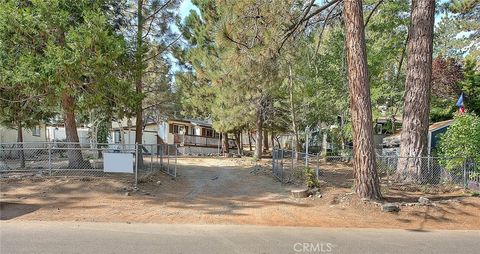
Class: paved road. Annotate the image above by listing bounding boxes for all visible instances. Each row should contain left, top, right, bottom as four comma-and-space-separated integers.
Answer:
0, 221, 478, 254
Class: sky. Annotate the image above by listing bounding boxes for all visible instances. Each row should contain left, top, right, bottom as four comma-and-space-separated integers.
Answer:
168, 1, 198, 74
179, 0, 198, 19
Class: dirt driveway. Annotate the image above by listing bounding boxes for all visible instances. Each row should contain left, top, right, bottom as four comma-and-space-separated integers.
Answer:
1, 157, 479, 230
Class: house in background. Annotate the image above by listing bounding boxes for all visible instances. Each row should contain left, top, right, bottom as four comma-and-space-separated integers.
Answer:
45, 124, 91, 147
1, 122, 96, 148
381, 119, 454, 156
110, 118, 235, 154
110, 119, 158, 146
0, 124, 47, 143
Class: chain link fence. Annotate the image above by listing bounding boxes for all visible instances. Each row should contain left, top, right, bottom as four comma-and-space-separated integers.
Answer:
376, 156, 477, 187
0, 142, 177, 185
272, 148, 479, 189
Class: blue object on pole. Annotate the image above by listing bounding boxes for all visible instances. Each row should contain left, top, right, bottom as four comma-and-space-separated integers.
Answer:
456, 93, 464, 107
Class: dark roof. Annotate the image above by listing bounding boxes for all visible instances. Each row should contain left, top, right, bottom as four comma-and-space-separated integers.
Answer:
382, 119, 454, 146
429, 119, 454, 132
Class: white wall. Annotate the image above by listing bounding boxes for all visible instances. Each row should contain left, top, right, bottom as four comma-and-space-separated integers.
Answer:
158, 122, 167, 142
45, 126, 90, 146
110, 128, 158, 145
0, 125, 47, 143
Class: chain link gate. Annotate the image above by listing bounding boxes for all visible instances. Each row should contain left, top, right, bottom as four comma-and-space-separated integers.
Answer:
0, 142, 178, 186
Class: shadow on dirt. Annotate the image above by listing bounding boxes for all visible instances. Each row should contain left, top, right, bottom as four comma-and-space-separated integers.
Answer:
0, 202, 40, 220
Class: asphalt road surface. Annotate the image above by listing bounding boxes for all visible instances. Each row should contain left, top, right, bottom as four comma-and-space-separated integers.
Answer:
1, 221, 479, 254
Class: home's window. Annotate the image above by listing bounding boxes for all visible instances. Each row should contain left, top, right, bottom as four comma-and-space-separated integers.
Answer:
206, 128, 214, 137
172, 124, 186, 134
32, 126, 41, 137
114, 130, 121, 143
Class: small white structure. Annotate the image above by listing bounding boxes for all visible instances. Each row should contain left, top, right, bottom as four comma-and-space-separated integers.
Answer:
103, 153, 134, 173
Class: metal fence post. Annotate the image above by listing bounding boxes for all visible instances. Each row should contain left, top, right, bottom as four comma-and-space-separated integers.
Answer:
160, 144, 163, 169
156, 144, 160, 171
316, 152, 319, 181
174, 145, 177, 177
150, 144, 153, 172
135, 143, 139, 188
281, 149, 284, 183
463, 159, 467, 189
272, 149, 275, 172
167, 145, 170, 174
291, 149, 294, 173
48, 144, 52, 176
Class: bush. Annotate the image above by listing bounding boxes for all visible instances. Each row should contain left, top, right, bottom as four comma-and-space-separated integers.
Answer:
438, 113, 480, 171
303, 167, 320, 189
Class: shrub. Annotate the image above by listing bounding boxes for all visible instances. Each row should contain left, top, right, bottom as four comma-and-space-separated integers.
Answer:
438, 113, 480, 172
303, 167, 320, 189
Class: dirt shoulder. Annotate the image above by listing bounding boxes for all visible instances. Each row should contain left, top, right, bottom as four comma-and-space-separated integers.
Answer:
1, 157, 479, 230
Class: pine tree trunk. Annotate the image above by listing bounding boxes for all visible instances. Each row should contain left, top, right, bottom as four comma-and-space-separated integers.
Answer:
16, 118, 25, 169
222, 132, 229, 156
263, 130, 269, 151
397, 0, 435, 183
343, 0, 381, 200
255, 105, 263, 160
61, 90, 87, 169
271, 131, 275, 149
235, 132, 241, 155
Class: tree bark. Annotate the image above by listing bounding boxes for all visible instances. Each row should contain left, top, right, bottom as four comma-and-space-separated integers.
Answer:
235, 131, 241, 155
270, 131, 275, 150
397, 0, 435, 183
343, 0, 382, 200
61, 90, 87, 168
263, 130, 269, 151
240, 132, 244, 154
255, 105, 263, 160
16, 118, 25, 168
248, 132, 253, 151
222, 132, 229, 156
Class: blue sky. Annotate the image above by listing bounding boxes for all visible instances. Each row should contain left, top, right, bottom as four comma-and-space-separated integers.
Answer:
179, 0, 198, 19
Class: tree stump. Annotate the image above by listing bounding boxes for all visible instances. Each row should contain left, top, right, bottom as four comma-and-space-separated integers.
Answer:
291, 189, 309, 198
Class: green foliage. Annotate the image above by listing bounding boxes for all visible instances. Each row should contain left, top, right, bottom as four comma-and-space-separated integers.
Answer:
0, 0, 142, 135
0, 1, 55, 129
38, 0, 134, 116
96, 122, 110, 144
439, 113, 480, 171
366, 0, 409, 125
448, 0, 480, 60
303, 167, 319, 189
430, 96, 457, 122
460, 59, 480, 114
176, 0, 290, 135
290, 29, 348, 128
